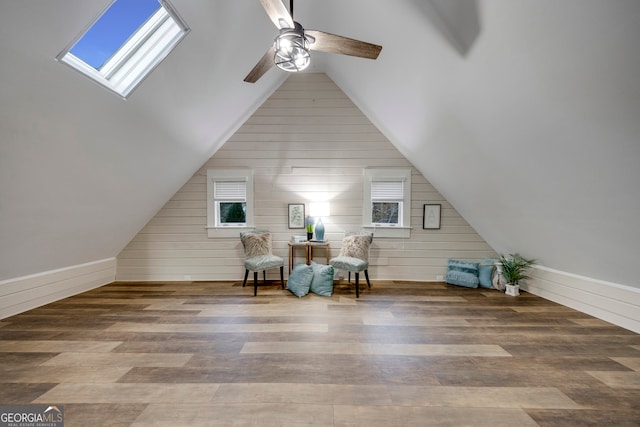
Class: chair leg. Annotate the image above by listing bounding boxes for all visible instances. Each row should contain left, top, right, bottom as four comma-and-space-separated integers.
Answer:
242, 270, 249, 287
355, 272, 360, 298
348, 271, 351, 283
364, 270, 371, 288
253, 271, 258, 296
263, 271, 266, 282
280, 266, 284, 289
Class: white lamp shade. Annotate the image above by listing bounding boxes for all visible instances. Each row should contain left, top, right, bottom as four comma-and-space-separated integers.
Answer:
309, 202, 330, 218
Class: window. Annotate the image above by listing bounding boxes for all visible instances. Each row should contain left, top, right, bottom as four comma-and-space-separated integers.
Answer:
371, 181, 404, 225
207, 170, 254, 237
57, 0, 189, 98
363, 168, 412, 238
215, 181, 247, 226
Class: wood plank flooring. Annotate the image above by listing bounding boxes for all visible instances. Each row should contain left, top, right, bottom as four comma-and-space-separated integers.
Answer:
1, 280, 639, 426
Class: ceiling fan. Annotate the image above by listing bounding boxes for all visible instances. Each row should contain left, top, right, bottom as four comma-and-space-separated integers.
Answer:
244, 0, 382, 83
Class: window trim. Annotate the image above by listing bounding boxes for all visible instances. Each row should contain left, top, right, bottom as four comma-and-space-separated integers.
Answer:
206, 169, 254, 238
56, 0, 190, 98
362, 168, 412, 238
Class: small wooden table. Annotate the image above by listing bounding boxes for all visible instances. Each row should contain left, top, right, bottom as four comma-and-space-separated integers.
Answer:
288, 241, 330, 273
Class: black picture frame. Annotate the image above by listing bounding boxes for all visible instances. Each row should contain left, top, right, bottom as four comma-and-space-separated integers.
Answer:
423, 204, 441, 229
288, 204, 305, 229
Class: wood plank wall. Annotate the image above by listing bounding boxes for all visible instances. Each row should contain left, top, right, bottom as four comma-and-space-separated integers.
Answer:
524, 266, 640, 334
1, 258, 116, 319
116, 74, 496, 282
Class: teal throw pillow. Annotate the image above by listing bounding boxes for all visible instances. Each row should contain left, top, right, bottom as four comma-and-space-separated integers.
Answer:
478, 265, 495, 288
287, 264, 314, 297
478, 258, 497, 289
310, 262, 334, 297
445, 270, 479, 288
447, 259, 479, 274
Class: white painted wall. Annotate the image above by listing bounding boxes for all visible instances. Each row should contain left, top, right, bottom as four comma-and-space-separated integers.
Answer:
324, 0, 640, 289
117, 74, 496, 282
0, 0, 285, 282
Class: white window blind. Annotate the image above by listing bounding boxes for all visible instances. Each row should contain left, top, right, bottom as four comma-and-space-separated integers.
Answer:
214, 181, 246, 200
371, 181, 404, 200
206, 169, 254, 237
363, 168, 411, 237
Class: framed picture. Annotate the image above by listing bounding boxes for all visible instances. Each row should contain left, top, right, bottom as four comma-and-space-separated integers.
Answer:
288, 203, 305, 229
423, 204, 441, 229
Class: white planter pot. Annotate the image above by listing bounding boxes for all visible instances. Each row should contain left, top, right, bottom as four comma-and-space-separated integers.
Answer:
493, 263, 506, 291
505, 283, 520, 296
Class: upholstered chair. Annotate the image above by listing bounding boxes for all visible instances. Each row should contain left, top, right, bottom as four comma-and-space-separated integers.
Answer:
240, 231, 284, 296
329, 231, 373, 298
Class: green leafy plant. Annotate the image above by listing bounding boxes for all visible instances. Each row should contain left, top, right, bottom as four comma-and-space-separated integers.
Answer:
499, 253, 536, 285
305, 216, 314, 234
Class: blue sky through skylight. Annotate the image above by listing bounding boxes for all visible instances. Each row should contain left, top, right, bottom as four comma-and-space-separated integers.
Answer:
70, 0, 161, 69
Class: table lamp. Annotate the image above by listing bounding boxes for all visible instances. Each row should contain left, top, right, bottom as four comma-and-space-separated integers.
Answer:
309, 202, 330, 242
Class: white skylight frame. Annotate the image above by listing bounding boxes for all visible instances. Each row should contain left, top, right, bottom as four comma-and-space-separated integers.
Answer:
57, 0, 190, 98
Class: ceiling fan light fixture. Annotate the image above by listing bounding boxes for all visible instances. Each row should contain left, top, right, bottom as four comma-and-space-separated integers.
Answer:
274, 23, 310, 72
244, 0, 382, 83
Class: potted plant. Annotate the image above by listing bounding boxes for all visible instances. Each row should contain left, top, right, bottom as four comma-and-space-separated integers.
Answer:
305, 216, 314, 241
498, 253, 536, 296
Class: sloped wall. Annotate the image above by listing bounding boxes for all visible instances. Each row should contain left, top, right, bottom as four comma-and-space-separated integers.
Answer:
116, 74, 495, 282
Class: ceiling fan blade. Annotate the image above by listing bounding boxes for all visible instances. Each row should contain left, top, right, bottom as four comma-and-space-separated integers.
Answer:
259, 0, 294, 29
306, 30, 382, 59
244, 45, 276, 83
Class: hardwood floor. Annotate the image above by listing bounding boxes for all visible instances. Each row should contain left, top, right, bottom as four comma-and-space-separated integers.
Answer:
1, 280, 639, 426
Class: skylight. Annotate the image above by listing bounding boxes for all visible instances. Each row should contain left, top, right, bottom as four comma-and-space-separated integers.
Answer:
57, 0, 189, 98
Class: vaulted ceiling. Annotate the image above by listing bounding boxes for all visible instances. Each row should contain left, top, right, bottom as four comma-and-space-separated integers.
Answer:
1, 1, 639, 288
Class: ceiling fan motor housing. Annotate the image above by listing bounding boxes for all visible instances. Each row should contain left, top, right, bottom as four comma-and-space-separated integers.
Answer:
274, 22, 310, 72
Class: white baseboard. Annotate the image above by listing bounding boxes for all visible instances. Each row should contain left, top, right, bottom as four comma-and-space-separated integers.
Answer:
0, 258, 116, 319
522, 266, 640, 334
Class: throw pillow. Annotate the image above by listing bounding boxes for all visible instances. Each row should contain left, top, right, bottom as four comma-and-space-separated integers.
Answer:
478, 265, 495, 288
309, 262, 334, 297
240, 231, 272, 258
445, 270, 480, 288
478, 258, 497, 289
340, 234, 372, 261
447, 259, 479, 274
286, 263, 314, 297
